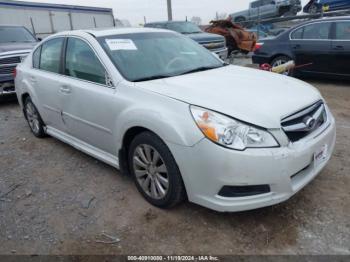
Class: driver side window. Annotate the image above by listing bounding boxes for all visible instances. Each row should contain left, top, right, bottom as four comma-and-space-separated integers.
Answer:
65, 37, 107, 85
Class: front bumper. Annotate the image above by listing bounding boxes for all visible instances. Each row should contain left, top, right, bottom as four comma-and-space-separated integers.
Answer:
168, 113, 336, 212
212, 47, 228, 60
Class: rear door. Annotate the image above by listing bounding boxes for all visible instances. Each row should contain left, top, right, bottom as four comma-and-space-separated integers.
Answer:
30, 37, 66, 131
59, 36, 117, 154
290, 21, 333, 74
330, 20, 350, 76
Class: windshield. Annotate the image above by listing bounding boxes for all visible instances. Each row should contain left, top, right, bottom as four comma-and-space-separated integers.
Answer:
167, 22, 202, 34
0, 27, 36, 43
98, 32, 224, 82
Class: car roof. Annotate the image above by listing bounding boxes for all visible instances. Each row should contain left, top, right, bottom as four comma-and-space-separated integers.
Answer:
276, 16, 350, 38
53, 27, 172, 38
296, 16, 350, 26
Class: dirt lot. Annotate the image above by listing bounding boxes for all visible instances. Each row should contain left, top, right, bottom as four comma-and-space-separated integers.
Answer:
0, 78, 349, 255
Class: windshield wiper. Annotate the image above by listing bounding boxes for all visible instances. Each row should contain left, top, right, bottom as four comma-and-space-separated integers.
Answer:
133, 74, 173, 82
182, 31, 201, 34
178, 65, 223, 76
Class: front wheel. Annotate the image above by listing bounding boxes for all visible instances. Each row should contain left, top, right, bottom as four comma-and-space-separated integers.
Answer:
128, 131, 186, 208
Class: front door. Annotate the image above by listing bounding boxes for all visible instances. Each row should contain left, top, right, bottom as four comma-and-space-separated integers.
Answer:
290, 22, 333, 74
330, 20, 350, 76
59, 37, 118, 154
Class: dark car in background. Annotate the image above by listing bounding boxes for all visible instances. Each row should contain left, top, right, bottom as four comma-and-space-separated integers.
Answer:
303, 0, 350, 14
252, 17, 350, 78
144, 21, 228, 59
0, 25, 38, 96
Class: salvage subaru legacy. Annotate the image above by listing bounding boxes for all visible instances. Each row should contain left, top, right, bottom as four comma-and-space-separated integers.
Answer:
15, 28, 336, 212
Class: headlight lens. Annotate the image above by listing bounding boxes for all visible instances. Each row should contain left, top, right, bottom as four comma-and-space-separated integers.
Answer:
190, 105, 279, 150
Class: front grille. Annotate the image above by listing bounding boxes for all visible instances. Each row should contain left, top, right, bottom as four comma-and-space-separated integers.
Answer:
0, 55, 22, 75
0, 65, 16, 75
281, 100, 327, 142
200, 41, 225, 50
0, 56, 21, 65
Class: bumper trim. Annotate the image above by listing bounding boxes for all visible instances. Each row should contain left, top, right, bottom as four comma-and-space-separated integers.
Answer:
218, 184, 271, 197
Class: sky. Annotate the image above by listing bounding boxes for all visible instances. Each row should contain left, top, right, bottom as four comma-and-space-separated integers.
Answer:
21, 0, 309, 26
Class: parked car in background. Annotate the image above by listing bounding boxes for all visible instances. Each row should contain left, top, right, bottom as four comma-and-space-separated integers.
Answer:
205, 20, 257, 55
15, 28, 335, 212
144, 21, 228, 59
303, 0, 350, 14
0, 25, 38, 96
229, 0, 302, 24
252, 17, 350, 78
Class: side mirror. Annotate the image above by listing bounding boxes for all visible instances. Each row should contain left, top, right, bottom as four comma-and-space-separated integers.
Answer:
37, 37, 42, 42
105, 72, 114, 88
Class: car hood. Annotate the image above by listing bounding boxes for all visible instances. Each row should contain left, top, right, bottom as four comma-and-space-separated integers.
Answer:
0, 42, 37, 54
186, 32, 224, 43
135, 65, 322, 128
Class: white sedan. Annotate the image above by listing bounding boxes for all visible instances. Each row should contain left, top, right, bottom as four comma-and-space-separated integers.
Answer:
15, 28, 336, 212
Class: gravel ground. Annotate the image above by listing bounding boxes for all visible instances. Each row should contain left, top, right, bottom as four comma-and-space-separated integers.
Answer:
0, 77, 349, 255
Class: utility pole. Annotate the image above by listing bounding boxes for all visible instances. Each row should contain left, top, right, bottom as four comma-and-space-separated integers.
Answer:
167, 0, 173, 21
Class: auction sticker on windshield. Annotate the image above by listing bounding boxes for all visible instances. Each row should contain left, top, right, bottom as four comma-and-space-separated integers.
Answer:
105, 39, 137, 50
314, 144, 328, 168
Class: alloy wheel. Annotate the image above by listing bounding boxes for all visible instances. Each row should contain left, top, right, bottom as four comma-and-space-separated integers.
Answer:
133, 144, 169, 199
25, 102, 40, 134
272, 59, 287, 67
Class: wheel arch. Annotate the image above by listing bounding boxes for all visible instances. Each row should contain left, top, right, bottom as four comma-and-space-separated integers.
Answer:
269, 53, 293, 65
21, 93, 31, 119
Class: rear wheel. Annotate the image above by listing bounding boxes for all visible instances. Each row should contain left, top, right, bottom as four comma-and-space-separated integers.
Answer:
128, 131, 186, 208
309, 4, 319, 14
24, 97, 46, 138
270, 55, 293, 76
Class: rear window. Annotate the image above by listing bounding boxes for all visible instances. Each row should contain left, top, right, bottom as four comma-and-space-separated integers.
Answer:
32, 46, 41, 69
39, 38, 64, 74
291, 27, 303, 39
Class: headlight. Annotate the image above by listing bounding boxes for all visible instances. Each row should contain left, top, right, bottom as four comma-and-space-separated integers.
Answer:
190, 105, 279, 150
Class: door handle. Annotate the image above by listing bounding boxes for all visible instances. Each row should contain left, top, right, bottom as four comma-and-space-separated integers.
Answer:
333, 45, 344, 50
60, 85, 71, 94
292, 44, 301, 49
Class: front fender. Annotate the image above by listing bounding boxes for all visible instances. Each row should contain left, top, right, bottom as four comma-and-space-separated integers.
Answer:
115, 97, 204, 151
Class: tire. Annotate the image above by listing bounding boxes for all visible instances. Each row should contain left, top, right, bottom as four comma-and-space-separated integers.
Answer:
309, 4, 319, 14
270, 55, 293, 76
24, 97, 46, 138
128, 131, 186, 208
